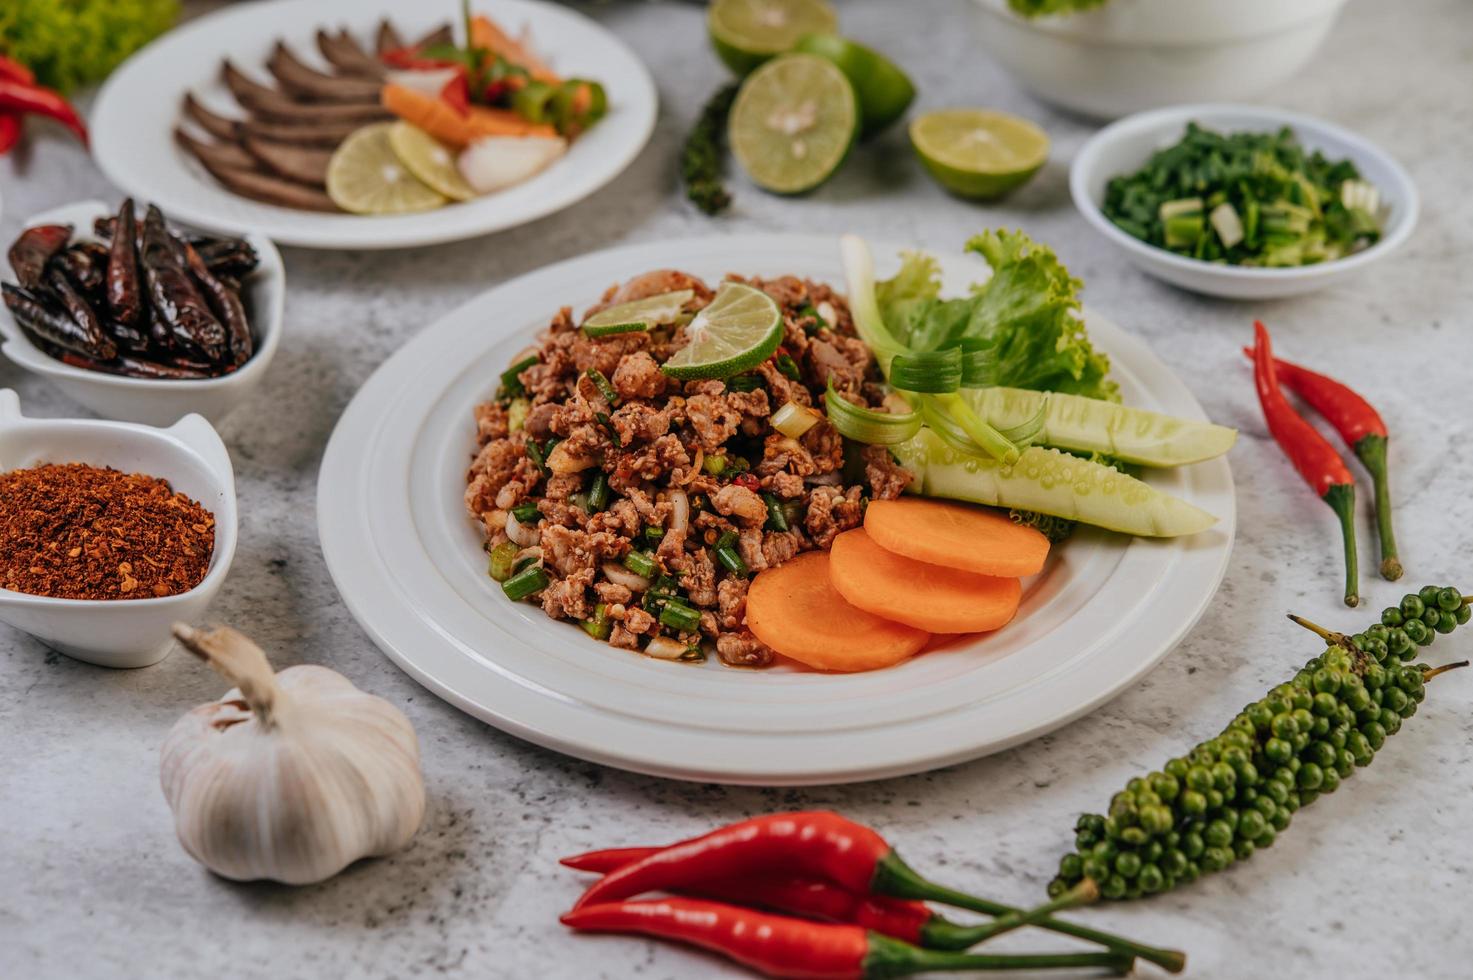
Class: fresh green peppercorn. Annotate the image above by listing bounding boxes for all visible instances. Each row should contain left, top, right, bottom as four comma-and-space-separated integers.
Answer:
1059, 853, 1083, 880
1319, 766, 1341, 794
1082, 855, 1109, 881
1297, 762, 1324, 790
1115, 851, 1142, 878
1204, 820, 1233, 848
1401, 595, 1425, 619
1138, 864, 1166, 893
1381, 608, 1403, 627
1234, 838, 1256, 861
1201, 847, 1232, 872
1100, 875, 1127, 900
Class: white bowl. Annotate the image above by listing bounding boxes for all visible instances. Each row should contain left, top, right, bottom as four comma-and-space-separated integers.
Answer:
1070, 104, 1418, 300
0, 199, 284, 426
973, 0, 1350, 119
0, 389, 238, 668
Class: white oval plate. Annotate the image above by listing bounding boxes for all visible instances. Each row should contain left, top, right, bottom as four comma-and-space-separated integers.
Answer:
91, 0, 657, 250
317, 235, 1236, 785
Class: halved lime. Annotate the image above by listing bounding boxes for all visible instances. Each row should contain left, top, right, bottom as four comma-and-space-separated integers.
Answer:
327, 123, 448, 215
660, 282, 781, 380
387, 121, 475, 202
794, 34, 914, 137
708, 0, 838, 75
728, 54, 857, 194
910, 109, 1049, 201
582, 289, 695, 337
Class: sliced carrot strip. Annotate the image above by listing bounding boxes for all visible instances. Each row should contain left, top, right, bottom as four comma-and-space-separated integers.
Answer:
381, 83, 555, 147
864, 498, 1050, 578
746, 552, 929, 672
829, 529, 1022, 634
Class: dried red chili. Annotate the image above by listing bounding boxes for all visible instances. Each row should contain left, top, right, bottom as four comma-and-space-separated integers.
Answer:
0, 463, 215, 600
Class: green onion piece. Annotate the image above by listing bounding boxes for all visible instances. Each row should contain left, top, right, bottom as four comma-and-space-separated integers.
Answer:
703, 454, 727, 476
919, 393, 1020, 465
797, 303, 827, 334
951, 338, 997, 389
588, 471, 611, 512
594, 411, 623, 448
1210, 202, 1244, 249
714, 531, 747, 577
512, 80, 557, 123
502, 564, 549, 601
1158, 197, 1203, 222
582, 320, 648, 338
623, 550, 657, 579
725, 373, 763, 393
995, 398, 1048, 448
579, 602, 611, 641
890, 348, 963, 394
487, 541, 519, 582
500, 355, 538, 396
775, 353, 801, 381
780, 499, 804, 528
763, 493, 789, 532
510, 502, 541, 524
658, 600, 702, 633
586, 368, 620, 406
507, 397, 530, 433
824, 379, 921, 446
772, 400, 821, 439
568, 491, 591, 512
642, 525, 664, 546
1163, 213, 1204, 249
524, 439, 547, 473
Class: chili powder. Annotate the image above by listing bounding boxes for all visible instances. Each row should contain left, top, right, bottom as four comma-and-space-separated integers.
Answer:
0, 462, 215, 600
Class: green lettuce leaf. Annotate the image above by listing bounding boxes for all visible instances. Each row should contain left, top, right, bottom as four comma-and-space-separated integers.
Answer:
876, 229, 1119, 403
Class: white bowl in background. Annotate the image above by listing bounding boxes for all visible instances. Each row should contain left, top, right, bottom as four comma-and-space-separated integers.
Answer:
0, 389, 238, 668
973, 0, 1350, 120
0, 199, 284, 426
1070, 104, 1418, 300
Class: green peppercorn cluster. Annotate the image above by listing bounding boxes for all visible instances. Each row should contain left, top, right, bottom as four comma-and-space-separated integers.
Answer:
1048, 586, 1470, 901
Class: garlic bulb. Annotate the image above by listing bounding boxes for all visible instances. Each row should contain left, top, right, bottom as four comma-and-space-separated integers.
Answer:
161, 624, 426, 885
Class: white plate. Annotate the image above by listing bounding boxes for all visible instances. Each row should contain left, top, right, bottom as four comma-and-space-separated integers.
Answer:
1071, 104, 1418, 299
91, 0, 657, 250
317, 235, 1236, 785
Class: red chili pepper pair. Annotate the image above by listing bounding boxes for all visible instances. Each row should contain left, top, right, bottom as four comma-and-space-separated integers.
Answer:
560, 811, 1186, 978
1249, 321, 1402, 605
0, 55, 89, 153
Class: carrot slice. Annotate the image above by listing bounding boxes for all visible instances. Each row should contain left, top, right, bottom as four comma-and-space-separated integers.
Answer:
746, 552, 929, 672
864, 498, 1050, 577
381, 83, 556, 147
470, 15, 562, 83
829, 529, 1022, 634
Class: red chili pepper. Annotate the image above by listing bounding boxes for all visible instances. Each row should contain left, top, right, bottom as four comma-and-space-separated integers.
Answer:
1242, 347, 1400, 581
569, 813, 1184, 971
561, 898, 1133, 979
439, 72, 471, 117
1251, 322, 1360, 606
0, 55, 35, 86
733, 472, 762, 492
0, 78, 88, 147
0, 112, 21, 155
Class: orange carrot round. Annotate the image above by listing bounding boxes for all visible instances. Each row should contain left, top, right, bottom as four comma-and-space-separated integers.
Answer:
829, 529, 1022, 634
864, 498, 1050, 577
746, 552, 929, 672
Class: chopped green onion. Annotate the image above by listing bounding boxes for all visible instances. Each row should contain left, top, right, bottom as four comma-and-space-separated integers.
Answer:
568, 491, 591, 512
594, 411, 623, 448
951, 338, 997, 389
1341, 179, 1379, 213
511, 502, 541, 524
487, 541, 519, 582
623, 550, 657, 579
1210, 202, 1244, 249
642, 525, 665, 546
797, 303, 827, 334
658, 600, 702, 633
500, 355, 538, 396
725, 373, 763, 393
824, 379, 921, 446
763, 492, 789, 531
714, 531, 747, 577
586, 368, 620, 406
645, 635, 701, 661
772, 400, 821, 439
579, 603, 611, 641
780, 499, 804, 528
524, 439, 547, 473
583, 321, 648, 338
995, 398, 1048, 448
507, 397, 530, 433
1158, 197, 1203, 222
587, 471, 611, 512
889, 348, 963, 394
775, 353, 801, 381
703, 454, 727, 476
1163, 213, 1205, 249
502, 565, 549, 601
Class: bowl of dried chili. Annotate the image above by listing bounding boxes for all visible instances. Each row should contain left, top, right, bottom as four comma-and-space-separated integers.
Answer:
0, 389, 238, 668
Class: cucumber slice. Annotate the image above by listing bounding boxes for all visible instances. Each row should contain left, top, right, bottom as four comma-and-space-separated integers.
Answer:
960, 388, 1237, 468
893, 430, 1218, 538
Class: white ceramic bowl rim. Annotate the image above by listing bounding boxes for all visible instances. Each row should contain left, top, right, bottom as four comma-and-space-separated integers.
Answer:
975, 0, 1349, 45
0, 199, 285, 393
1071, 103, 1419, 281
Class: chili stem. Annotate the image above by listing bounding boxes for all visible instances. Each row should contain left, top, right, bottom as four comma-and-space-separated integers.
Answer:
922, 879, 1098, 950
864, 935, 1134, 978
1323, 483, 1359, 607
874, 861, 1185, 973
1353, 435, 1401, 581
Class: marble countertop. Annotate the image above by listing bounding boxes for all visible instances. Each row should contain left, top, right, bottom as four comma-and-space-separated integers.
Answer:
3, 1, 1470, 977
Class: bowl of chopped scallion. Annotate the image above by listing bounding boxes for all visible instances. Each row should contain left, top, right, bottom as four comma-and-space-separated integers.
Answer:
1070, 104, 1418, 299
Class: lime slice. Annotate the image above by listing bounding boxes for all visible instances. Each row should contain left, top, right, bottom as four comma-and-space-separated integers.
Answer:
708, 0, 837, 75
387, 121, 476, 202
327, 123, 448, 215
794, 34, 914, 137
728, 54, 857, 195
582, 289, 695, 337
660, 282, 781, 380
909, 109, 1050, 201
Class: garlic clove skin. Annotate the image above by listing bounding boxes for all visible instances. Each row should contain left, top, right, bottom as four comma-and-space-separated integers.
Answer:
162, 626, 426, 886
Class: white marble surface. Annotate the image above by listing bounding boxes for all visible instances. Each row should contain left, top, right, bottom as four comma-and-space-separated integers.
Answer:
2, 1, 1471, 977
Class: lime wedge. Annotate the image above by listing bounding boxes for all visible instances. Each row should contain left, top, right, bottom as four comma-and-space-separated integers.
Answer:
387, 121, 476, 202
327, 123, 448, 215
728, 54, 857, 194
582, 289, 695, 337
909, 109, 1050, 201
660, 282, 782, 380
708, 0, 837, 75
794, 34, 914, 137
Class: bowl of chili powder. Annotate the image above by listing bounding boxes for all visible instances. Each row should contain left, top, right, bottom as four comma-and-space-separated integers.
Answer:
0, 389, 237, 668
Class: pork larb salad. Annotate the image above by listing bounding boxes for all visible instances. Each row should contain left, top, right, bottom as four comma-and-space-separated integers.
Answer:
465, 232, 1233, 672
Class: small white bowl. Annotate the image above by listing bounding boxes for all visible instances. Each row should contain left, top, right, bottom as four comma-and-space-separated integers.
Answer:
0, 199, 284, 426
1070, 104, 1419, 300
972, 0, 1349, 120
0, 389, 238, 668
